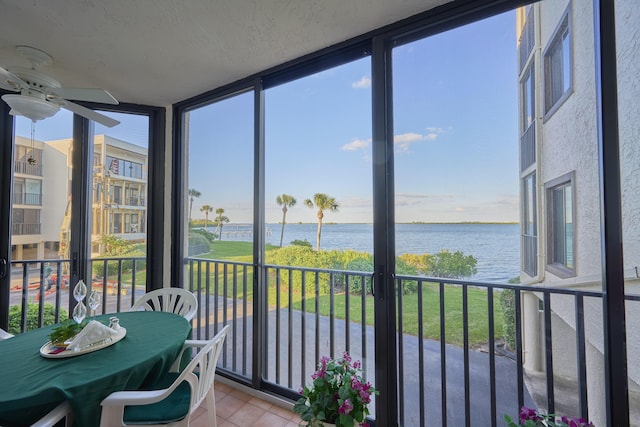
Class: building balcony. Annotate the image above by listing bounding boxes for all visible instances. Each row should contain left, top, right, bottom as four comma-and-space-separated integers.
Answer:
14, 161, 43, 177
11, 223, 41, 235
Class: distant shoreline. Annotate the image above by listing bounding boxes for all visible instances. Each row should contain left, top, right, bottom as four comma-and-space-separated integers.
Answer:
192, 221, 519, 226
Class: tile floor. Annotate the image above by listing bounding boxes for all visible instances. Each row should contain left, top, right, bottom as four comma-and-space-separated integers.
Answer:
189, 379, 304, 427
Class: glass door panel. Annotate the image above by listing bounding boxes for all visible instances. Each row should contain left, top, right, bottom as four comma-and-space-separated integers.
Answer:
392, 10, 524, 426
183, 91, 255, 376
90, 112, 149, 313
9, 112, 73, 332
264, 57, 375, 415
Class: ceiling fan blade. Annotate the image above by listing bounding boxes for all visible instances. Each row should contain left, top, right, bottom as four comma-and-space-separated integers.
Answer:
60, 100, 120, 127
46, 87, 118, 105
0, 66, 27, 92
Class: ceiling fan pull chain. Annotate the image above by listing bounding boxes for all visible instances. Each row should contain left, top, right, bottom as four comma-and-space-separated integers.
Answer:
27, 120, 36, 165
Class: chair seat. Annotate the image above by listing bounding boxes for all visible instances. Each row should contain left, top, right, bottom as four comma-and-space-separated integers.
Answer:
123, 374, 191, 425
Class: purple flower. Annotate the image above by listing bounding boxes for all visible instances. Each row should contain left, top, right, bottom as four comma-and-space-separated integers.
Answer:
339, 399, 354, 415
519, 406, 542, 423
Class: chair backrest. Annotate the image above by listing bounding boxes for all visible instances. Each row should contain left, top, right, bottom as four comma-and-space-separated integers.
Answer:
0, 327, 14, 340
130, 288, 198, 321
188, 325, 229, 412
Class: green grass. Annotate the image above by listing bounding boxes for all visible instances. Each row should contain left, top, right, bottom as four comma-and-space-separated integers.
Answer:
191, 240, 505, 347
198, 240, 277, 261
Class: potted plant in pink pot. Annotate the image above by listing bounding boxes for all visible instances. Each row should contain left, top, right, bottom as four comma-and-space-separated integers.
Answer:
294, 352, 377, 427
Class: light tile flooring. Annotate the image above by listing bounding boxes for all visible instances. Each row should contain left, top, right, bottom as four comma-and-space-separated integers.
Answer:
189, 380, 304, 427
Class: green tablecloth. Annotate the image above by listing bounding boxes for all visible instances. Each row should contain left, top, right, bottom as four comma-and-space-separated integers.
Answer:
0, 311, 191, 427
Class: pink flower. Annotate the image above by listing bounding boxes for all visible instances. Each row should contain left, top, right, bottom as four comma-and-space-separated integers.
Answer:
519, 406, 542, 423
339, 399, 354, 415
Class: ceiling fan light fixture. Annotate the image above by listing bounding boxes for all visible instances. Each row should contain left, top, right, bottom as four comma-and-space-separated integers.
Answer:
1, 94, 60, 121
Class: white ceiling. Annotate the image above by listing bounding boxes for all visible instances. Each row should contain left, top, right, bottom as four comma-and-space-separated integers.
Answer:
0, 0, 447, 107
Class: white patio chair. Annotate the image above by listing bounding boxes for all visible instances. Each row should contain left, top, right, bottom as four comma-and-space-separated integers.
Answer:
0, 327, 13, 340
31, 401, 73, 427
129, 288, 198, 321
99, 325, 230, 427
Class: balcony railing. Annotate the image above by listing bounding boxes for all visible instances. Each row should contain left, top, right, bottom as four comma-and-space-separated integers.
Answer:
12, 223, 41, 235
14, 161, 43, 176
8, 257, 638, 426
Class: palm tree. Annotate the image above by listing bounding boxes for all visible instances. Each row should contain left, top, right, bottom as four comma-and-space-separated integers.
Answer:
188, 189, 201, 225
304, 193, 338, 250
213, 208, 230, 240
200, 204, 213, 231
276, 194, 297, 247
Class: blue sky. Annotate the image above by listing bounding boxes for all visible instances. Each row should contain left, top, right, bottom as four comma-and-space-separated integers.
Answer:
188, 10, 518, 224
15, 10, 518, 225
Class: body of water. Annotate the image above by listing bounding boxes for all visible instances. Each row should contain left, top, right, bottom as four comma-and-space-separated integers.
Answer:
214, 223, 520, 283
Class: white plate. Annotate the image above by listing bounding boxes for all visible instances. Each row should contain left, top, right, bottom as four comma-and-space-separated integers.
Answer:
39, 327, 126, 358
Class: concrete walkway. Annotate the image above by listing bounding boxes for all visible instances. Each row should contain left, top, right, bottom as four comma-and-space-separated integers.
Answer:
194, 301, 535, 426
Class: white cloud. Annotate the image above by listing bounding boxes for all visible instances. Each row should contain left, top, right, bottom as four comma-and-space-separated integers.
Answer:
394, 132, 427, 152
352, 76, 371, 89
342, 138, 371, 151
394, 128, 448, 152
343, 128, 446, 153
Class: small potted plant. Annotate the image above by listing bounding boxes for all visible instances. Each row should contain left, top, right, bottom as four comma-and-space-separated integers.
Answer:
294, 352, 377, 427
505, 406, 595, 427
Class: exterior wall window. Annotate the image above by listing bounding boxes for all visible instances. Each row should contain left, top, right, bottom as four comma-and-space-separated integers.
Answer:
522, 173, 537, 277
544, 7, 572, 117
522, 64, 535, 129
520, 61, 536, 171
12, 178, 41, 205
545, 171, 576, 277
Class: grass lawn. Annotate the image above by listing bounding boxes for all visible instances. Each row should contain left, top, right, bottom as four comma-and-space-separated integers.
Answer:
191, 241, 506, 347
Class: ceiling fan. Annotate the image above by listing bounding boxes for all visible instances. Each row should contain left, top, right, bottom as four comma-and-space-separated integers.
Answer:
0, 46, 120, 127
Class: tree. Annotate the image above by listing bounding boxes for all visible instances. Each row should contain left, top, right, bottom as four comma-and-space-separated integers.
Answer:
276, 194, 297, 248
213, 208, 230, 240
200, 204, 213, 231
304, 193, 338, 250
188, 189, 201, 225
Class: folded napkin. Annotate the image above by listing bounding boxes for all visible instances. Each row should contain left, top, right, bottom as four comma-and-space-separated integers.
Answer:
67, 320, 118, 351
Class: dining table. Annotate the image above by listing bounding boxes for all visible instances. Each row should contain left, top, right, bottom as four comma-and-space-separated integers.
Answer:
0, 311, 191, 427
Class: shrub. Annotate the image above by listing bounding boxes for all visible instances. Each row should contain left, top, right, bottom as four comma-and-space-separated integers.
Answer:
191, 228, 216, 242
344, 257, 373, 294
9, 303, 66, 335
290, 239, 313, 248
500, 288, 516, 350
429, 249, 477, 279
395, 257, 420, 294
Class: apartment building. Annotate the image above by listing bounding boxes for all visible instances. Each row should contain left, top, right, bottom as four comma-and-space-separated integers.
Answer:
11, 134, 147, 261
516, 2, 639, 424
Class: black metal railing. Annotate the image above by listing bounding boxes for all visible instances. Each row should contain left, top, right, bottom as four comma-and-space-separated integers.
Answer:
7, 257, 146, 333
9, 256, 638, 426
